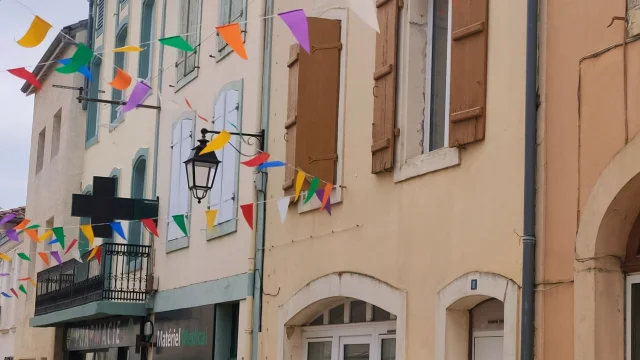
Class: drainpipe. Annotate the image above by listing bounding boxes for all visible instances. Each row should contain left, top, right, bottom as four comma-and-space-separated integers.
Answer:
520, 0, 538, 358
84, 0, 94, 111
252, 0, 274, 357
151, 0, 167, 201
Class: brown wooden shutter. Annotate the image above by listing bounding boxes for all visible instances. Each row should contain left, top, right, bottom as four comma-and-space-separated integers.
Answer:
371, 0, 401, 174
449, 0, 489, 147
285, 18, 341, 191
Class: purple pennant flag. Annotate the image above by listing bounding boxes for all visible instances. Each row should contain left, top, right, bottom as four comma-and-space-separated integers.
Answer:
278, 9, 310, 53
122, 81, 152, 113
6, 229, 19, 241
0, 273, 9, 277
315, 189, 332, 215
0, 214, 15, 225
50, 251, 62, 265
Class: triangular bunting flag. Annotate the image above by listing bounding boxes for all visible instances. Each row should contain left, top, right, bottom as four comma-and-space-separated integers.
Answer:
278, 9, 310, 53
113, 45, 144, 52
38, 252, 49, 266
26, 224, 40, 229
88, 247, 98, 261
18, 284, 27, 295
347, 0, 380, 32
200, 130, 231, 154
0, 214, 15, 225
50, 251, 62, 265
122, 81, 152, 113
16, 16, 52, 48
95, 246, 102, 264
10, 288, 18, 299
277, 197, 290, 224
1, 292, 11, 298
29, 279, 37, 288
304, 177, 321, 204
14, 219, 31, 230
216, 23, 248, 60
80, 224, 95, 247
56, 43, 94, 74
256, 161, 286, 170
0, 253, 11, 261
47, 238, 59, 245
206, 210, 218, 231
58, 59, 92, 80
110, 222, 127, 241
141, 219, 159, 237
241, 152, 270, 167
17, 253, 30, 262
18, 277, 31, 281
8, 67, 42, 90
109, 67, 133, 90
172, 215, 189, 237
6, 229, 18, 241
25, 229, 39, 243
64, 239, 78, 255
295, 170, 306, 201
240, 204, 254, 230
52, 227, 65, 249
38, 229, 52, 242
158, 36, 195, 51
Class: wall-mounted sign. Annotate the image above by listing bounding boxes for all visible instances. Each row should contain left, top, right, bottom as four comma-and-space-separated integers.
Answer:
153, 305, 214, 360
65, 317, 139, 351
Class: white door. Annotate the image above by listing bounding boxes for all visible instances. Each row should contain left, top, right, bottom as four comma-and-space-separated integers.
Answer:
339, 336, 372, 360
473, 332, 503, 360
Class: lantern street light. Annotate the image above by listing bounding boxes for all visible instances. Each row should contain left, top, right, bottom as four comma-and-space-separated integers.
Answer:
185, 128, 264, 203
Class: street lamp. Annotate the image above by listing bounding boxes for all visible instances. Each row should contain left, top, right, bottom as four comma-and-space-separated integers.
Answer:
185, 128, 264, 203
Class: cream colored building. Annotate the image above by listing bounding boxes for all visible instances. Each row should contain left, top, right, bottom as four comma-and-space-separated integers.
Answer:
260, 0, 527, 360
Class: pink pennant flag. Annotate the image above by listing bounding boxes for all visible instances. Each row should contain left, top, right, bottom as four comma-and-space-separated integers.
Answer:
122, 81, 152, 112
64, 239, 78, 255
278, 9, 310, 53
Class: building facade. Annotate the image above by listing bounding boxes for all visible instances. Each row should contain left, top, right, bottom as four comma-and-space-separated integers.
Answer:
260, 0, 527, 360
537, 0, 640, 359
0, 207, 25, 360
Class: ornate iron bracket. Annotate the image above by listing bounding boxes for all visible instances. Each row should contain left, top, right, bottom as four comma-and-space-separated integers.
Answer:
200, 128, 265, 155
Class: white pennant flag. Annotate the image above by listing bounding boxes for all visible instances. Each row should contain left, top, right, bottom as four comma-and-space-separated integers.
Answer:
277, 197, 290, 224
348, 0, 380, 32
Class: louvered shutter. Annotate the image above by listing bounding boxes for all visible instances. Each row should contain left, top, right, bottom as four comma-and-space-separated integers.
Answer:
220, 90, 240, 222
176, 0, 189, 81
208, 95, 226, 214
185, 0, 199, 75
294, 18, 341, 188
371, 0, 400, 174
448, 0, 488, 146
218, 0, 232, 51
283, 44, 299, 191
168, 119, 192, 241
95, 0, 105, 33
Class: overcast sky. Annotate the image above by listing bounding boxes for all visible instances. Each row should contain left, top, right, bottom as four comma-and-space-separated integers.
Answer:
0, 0, 87, 209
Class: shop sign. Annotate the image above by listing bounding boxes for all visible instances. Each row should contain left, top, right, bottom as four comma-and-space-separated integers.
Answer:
65, 317, 139, 351
154, 305, 214, 359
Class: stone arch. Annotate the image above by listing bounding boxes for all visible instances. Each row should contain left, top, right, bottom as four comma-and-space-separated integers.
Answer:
277, 272, 407, 360
573, 135, 640, 360
435, 271, 519, 360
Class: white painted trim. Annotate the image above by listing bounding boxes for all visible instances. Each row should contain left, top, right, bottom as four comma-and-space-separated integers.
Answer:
278, 273, 406, 360
626, 273, 640, 360
435, 272, 518, 360
394, 146, 460, 183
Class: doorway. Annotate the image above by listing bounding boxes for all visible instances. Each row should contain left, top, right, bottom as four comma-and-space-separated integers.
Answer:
471, 299, 504, 360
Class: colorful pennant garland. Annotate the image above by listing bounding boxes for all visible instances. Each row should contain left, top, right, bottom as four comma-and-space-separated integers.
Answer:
16, 16, 53, 48
304, 177, 321, 204
55, 43, 93, 74
52, 227, 65, 249
58, 58, 92, 80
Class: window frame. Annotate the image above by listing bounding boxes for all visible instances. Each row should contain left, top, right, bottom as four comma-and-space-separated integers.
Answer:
295, 9, 346, 214
215, 0, 248, 62
174, 0, 203, 91
111, 22, 130, 127
127, 148, 148, 270
302, 322, 397, 360
95, 0, 106, 37
86, 53, 103, 148
393, 0, 460, 183
138, 0, 156, 84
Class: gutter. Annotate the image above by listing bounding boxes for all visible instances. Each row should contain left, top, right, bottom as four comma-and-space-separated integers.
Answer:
152, 0, 167, 201
83, 0, 95, 111
252, 0, 274, 357
520, 0, 538, 358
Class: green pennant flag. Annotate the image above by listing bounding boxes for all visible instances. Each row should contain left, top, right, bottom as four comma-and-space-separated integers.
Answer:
26, 224, 40, 230
18, 284, 27, 295
52, 227, 65, 249
56, 43, 94, 74
159, 36, 195, 52
17, 253, 31, 262
304, 177, 321, 204
172, 214, 189, 237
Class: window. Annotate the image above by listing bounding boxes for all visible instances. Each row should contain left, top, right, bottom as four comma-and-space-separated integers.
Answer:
167, 118, 193, 247
426, 0, 449, 151
51, 108, 62, 157
216, 0, 246, 60
95, 0, 106, 36
176, 0, 201, 88
111, 25, 128, 123
214, 302, 240, 360
207, 89, 240, 238
138, 0, 155, 81
128, 156, 146, 260
283, 17, 342, 211
86, 58, 101, 146
36, 127, 46, 173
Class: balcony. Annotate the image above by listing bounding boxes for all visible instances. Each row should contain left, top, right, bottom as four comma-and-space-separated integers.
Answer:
31, 243, 152, 327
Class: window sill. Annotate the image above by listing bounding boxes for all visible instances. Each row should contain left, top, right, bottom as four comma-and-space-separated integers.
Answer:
166, 236, 189, 253
297, 186, 342, 214
174, 69, 199, 93
394, 147, 460, 183
85, 136, 99, 149
109, 112, 125, 132
206, 219, 237, 240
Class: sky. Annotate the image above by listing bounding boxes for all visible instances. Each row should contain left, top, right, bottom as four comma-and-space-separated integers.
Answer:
0, 0, 87, 209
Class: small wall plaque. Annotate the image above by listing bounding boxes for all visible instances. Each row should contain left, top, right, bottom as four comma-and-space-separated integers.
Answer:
471, 279, 478, 290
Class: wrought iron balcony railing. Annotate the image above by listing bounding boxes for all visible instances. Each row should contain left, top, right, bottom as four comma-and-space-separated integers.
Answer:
34, 243, 152, 316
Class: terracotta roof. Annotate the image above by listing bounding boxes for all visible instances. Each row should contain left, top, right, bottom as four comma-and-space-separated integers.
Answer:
0, 206, 25, 223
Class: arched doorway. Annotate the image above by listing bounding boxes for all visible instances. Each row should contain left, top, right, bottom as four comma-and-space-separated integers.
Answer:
624, 215, 640, 359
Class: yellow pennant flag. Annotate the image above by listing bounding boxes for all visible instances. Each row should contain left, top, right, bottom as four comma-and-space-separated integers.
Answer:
206, 209, 218, 230
201, 130, 231, 154
295, 170, 306, 201
113, 45, 144, 52
80, 225, 95, 247
17, 16, 53, 48
29, 279, 37, 288
87, 246, 98, 261
38, 229, 52, 242
0, 253, 11, 261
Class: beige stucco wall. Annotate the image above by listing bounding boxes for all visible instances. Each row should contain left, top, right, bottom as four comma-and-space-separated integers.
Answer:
261, 0, 527, 359
13, 37, 87, 360
0, 239, 23, 360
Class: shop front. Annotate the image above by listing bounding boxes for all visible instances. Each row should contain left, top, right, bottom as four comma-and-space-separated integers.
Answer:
64, 317, 142, 360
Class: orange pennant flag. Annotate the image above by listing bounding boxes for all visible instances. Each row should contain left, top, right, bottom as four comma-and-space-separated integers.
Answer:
14, 219, 31, 230
109, 67, 133, 90
25, 229, 39, 243
321, 183, 332, 210
88, 247, 98, 261
216, 23, 248, 60
38, 252, 49, 266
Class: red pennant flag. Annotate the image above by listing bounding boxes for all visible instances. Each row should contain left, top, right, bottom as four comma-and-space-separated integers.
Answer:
141, 219, 159, 237
64, 239, 78, 255
240, 203, 254, 230
241, 152, 270, 167
8, 67, 42, 90
10, 288, 19, 299
95, 246, 102, 264
185, 97, 193, 110
18, 277, 32, 281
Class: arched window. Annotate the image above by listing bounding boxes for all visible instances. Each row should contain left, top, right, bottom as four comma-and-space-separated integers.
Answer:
128, 157, 146, 247
86, 57, 101, 145
138, 0, 155, 81
111, 25, 128, 123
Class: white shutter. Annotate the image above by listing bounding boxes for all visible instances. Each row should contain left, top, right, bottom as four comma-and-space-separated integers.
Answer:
168, 118, 193, 241
177, 0, 189, 81
219, 90, 239, 223
208, 93, 227, 222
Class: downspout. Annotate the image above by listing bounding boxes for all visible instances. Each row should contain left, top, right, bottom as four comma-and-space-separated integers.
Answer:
520, 0, 538, 358
84, 0, 94, 111
252, 0, 274, 357
151, 0, 167, 200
